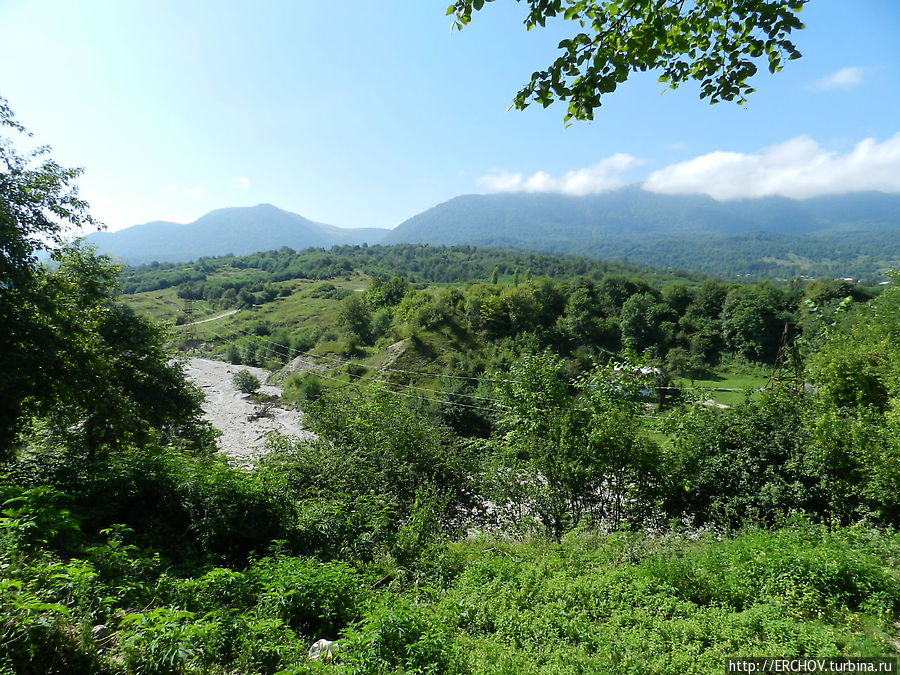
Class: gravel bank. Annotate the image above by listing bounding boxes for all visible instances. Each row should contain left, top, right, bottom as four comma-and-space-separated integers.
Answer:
182, 357, 314, 463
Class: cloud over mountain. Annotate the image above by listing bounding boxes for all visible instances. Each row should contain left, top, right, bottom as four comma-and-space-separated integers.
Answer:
643, 134, 900, 200
478, 154, 643, 196
478, 132, 900, 202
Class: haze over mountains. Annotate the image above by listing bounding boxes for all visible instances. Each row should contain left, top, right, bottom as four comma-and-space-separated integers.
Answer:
86, 189, 900, 279
85, 204, 388, 265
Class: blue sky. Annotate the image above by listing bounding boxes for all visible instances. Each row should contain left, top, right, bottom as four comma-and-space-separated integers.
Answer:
1, 0, 897, 233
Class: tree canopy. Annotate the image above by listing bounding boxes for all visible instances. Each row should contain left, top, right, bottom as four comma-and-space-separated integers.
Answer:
0, 97, 207, 457
449, 0, 807, 121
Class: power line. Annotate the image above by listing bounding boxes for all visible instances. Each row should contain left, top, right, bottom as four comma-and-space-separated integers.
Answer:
228, 326, 523, 388
207, 327, 762, 417
199, 331, 708, 421
226, 327, 760, 394
209, 330, 515, 415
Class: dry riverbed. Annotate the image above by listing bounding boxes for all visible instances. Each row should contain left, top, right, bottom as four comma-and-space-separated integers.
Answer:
182, 357, 314, 463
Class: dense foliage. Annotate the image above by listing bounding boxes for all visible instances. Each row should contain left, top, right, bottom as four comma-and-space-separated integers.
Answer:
118, 243, 702, 295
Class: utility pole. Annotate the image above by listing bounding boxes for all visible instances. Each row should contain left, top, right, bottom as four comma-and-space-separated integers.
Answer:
182, 297, 195, 341
768, 322, 803, 394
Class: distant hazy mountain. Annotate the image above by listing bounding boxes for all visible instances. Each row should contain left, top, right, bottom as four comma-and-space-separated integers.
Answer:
85, 204, 389, 265
383, 188, 900, 278
87, 191, 900, 278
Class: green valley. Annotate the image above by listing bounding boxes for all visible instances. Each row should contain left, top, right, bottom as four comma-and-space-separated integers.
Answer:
5, 96, 900, 674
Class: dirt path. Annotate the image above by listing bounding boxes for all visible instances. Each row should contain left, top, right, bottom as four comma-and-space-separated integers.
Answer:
182, 357, 314, 464
183, 309, 240, 326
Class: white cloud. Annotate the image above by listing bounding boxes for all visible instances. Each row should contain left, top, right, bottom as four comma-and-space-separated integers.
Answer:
237, 176, 250, 190
478, 153, 643, 196
807, 66, 864, 92
643, 133, 900, 200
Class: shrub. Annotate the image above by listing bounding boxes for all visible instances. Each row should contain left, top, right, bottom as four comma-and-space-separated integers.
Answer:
341, 598, 464, 674
0, 486, 80, 552
251, 556, 361, 637
663, 390, 814, 528
0, 581, 102, 675
283, 373, 323, 407
290, 333, 315, 353
298, 388, 477, 527
232, 370, 261, 395
225, 343, 240, 364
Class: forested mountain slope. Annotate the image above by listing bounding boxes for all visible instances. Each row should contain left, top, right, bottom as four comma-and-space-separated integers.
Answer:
385, 189, 900, 279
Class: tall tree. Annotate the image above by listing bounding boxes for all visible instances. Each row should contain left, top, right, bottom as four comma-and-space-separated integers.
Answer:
1, 96, 97, 450
1, 97, 207, 457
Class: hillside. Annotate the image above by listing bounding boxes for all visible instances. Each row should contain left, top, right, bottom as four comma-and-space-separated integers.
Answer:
384, 188, 900, 279
85, 203, 390, 264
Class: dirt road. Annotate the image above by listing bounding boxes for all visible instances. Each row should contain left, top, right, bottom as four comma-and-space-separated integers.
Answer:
183, 309, 240, 326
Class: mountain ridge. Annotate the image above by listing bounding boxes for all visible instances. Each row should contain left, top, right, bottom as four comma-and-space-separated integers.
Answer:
381, 189, 900, 278
85, 203, 390, 265
84, 190, 900, 278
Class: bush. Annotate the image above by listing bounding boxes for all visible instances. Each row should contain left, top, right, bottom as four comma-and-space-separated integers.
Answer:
344, 363, 367, 380
663, 390, 814, 528
290, 333, 315, 353
9, 444, 300, 566
283, 373, 323, 407
251, 555, 361, 637
297, 388, 477, 528
225, 343, 240, 364
232, 369, 261, 395
342, 598, 464, 674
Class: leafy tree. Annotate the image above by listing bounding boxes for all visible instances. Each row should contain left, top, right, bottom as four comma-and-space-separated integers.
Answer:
364, 275, 410, 309
687, 280, 728, 320
594, 275, 653, 317
802, 277, 900, 525
562, 285, 602, 342
721, 283, 792, 362
449, 0, 807, 121
1, 97, 209, 458
561, 283, 620, 351
620, 291, 671, 352
1, 99, 96, 450
664, 390, 816, 528
274, 387, 477, 527
575, 356, 662, 526
339, 293, 373, 344
493, 351, 659, 540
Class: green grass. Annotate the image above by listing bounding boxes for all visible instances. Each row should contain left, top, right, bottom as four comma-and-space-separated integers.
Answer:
676, 361, 772, 407
6, 505, 898, 674
119, 286, 211, 324
120, 274, 488, 403
122, 276, 363, 342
